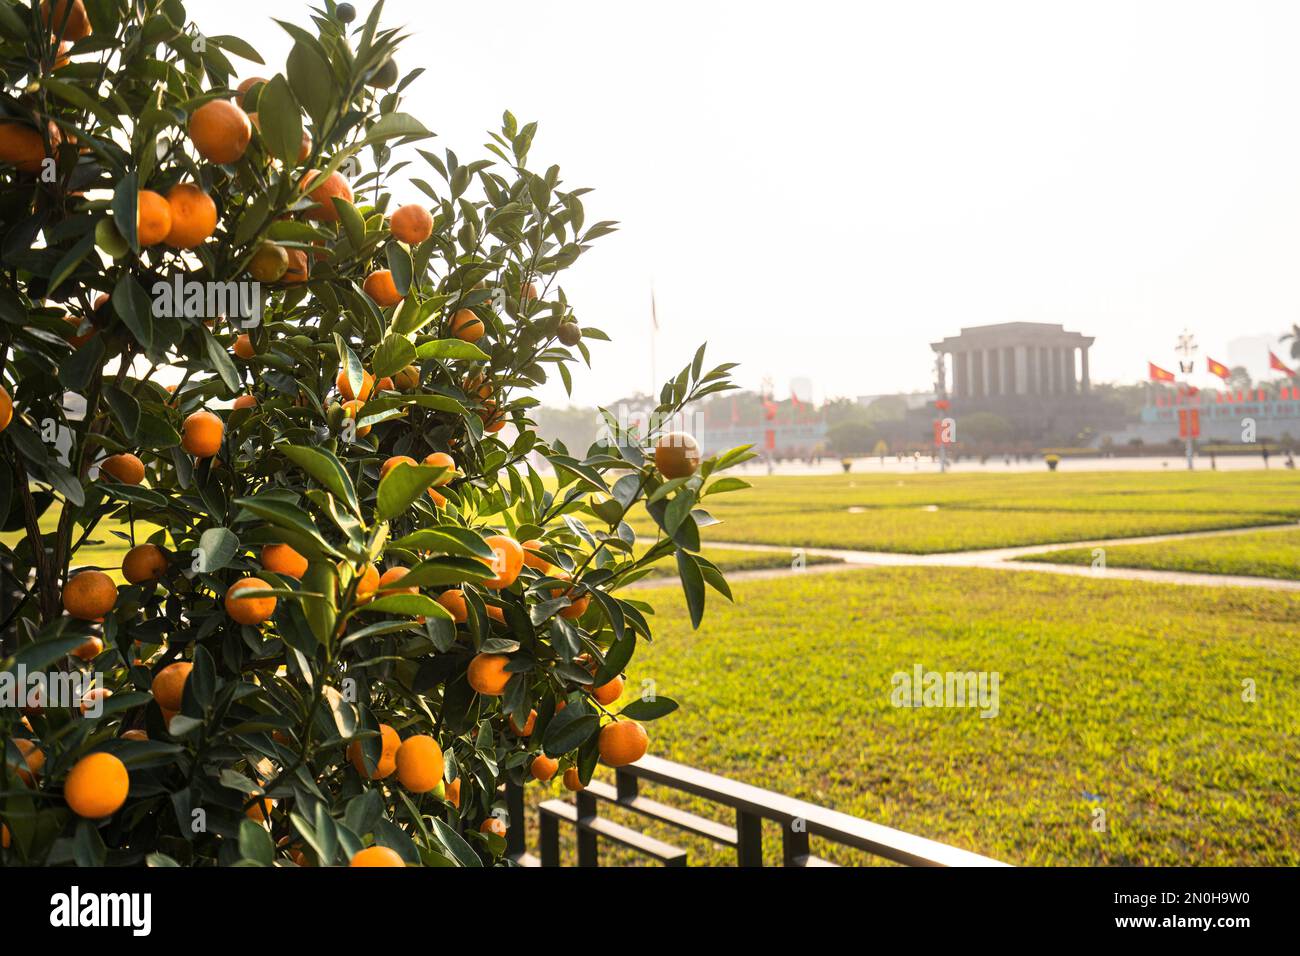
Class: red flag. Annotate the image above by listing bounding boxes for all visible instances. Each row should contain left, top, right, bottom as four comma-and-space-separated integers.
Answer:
1206, 357, 1230, 380
762, 398, 777, 421
1270, 351, 1295, 376
730, 395, 739, 425
1148, 362, 1176, 383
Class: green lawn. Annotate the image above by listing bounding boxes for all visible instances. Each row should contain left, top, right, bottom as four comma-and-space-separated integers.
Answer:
534, 568, 1300, 866
1019, 528, 1300, 581
625, 471, 1300, 553
634, 544, 841, 578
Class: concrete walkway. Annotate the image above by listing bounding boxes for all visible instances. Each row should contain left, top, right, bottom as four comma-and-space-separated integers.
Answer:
641, 522, 1300, 591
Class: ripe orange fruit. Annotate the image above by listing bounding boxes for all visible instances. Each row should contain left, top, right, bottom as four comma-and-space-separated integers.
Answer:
41, 1, 92, 41
393, 365, 420, 391
245, 797, 274, 824
350, 846, 404, 867
428, 486, 447, 509
521, 281, 539, 301
348, 723, 400, 779
62, 570, 117, 620
302, 169, 353, 221
390, 204, 433, 244
363, 269, 402, 307
377, 566, 417, 595
63, 314, 93, 348
0, 385, 9, 432
375, 376, 394, 392
235, 76, 268, 109
1, 823, 8, 847
563, 767, 585, 792
232, 394, 257, 410
480, 398, 506, 433
655, 431, 701, 479
100, 452, 144, 484
261, 543, 307, 579
379, 454, 416, 480
354, 563, 380, 602
422, 451, 455, 486
480, 535, 524, 590
509, 709, 537, 736
530, 754, 558, 782
11, 738, 44, 785
551, 578, 590, 620
592, 674, 624, 706
599, 721, 648, 767
188, 99, 252, 165
445, 777, 461, 808
233, 334, 255, 359
181, 409, 223, 458
136, 189, 172, 246
164, 183, 218, 249
435, 589, 468, 624
0, 120, 53, 173
395, 735, 444, 793
123, 544, 167, 584
341, 399, 369, 437
450, 308, 484, 343
71, 636, 102, 661
486, 605, 505, 625
225, 577, 277, 625
64, 753, 129, 818
520, 539, 551, 573
283, 248, 309, 284
335, 368, 375, 402
151, 661, 192, 711
248, 241, 288, 282
297, 128, 312, 164
467, 653, 511, 696
480, 817, 507, 838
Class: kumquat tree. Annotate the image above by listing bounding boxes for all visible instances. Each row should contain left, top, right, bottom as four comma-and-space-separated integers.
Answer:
0, 0, 749, 867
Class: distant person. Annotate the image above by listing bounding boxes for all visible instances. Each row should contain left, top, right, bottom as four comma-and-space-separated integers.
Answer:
1262, 446, 1270, 469
1285, 452, 1295, 469
841, 457, 852, 474
1210, 452, 1217, 471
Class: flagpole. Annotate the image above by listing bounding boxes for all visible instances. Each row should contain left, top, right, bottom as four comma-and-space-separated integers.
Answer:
650, 286, 658, 398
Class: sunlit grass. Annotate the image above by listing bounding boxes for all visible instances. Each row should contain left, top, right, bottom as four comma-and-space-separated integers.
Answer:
1020, 529, 1300, 581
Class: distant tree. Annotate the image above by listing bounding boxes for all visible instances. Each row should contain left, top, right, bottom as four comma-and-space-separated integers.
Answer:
822, 397, 869, 426
1283, 323, 1300, 361
1227, 366, 1252, 390
827, 420, 879, 455
533, 404, 600, 454
958, 412, 1013, 445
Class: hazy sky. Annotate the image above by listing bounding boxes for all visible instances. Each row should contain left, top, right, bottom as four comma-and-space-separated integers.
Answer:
199, 0, 1300, 405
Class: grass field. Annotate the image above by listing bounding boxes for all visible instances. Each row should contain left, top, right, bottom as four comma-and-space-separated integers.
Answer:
1020, 529, 1300, 581
533, 568, 1300, 866
635, 545, 841, 578
629, 471, 1300, 553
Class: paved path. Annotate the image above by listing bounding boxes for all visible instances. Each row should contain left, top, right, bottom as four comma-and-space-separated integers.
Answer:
635, 522, 1300, 591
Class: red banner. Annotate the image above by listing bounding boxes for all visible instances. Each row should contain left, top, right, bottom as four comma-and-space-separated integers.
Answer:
1178, 409, 1200, 439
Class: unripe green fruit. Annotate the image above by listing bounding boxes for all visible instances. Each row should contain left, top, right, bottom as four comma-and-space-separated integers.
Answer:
95, 218, 128, 260
367, 58, 398, 89
557, 321, 582, 346
337, 2, 356, 23
326, 402, 345, 430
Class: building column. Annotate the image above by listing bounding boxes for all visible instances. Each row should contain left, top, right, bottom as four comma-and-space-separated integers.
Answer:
987, 348, 1000, 396
1055, 346, 1066, 394
1014, 346, 1028, 395
1065, 345, 1076, 393
1080, 346, 1090, 391
972, 349, 984, 398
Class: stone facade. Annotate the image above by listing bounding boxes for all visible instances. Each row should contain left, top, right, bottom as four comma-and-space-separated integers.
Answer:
930, 322, 1094, 400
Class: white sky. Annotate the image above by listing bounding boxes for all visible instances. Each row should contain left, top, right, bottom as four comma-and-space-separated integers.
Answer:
198, 0, 1300, 405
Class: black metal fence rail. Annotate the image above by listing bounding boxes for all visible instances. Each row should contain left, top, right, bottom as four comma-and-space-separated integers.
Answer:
505, 754, 1008, 867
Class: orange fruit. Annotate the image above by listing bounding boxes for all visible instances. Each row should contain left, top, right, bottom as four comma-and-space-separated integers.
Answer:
379, 455, 416, 480
71, 636, 102, 661
598, 721, 648, 767
362, 269, 402, 307
347, 723, 400, 779
181, 409, 223, 458
64, 753, 129, 818
0, 385, 9, 432
450, 308, 484, 343
428, 486, 447, 509
435, 589, 468, 624
480, 817, 507, 838
563, 767, 585, 792
655, 431, 701, 479
100, 452, 144, 484
0, 823, 8, 848
341, 399, 369, 437
232, 394, 257, 410
354, 563, 380, 602
283, 248, 309, 284
62, 570, 116, 620
151, 661, 192, 711
551, 578, 590, 620
0, 121, 53, 173
592, 674, 623, 706
422, 451, 455, 486
235, 77, 268, 109
480, 535, 524, 590
225, 577, 277, 625
78, 687, 111, 714
335, 368, 375, 402
188, 99, 252, 165
123, 544, 167, 584
136, 189, 172, 246
486, 605, 505, 625
509, 709, 537, 737
375, 376, 394, 392
245, 797, 274, 824
63, 314, 93, 348
393, 365, 420, 391
390, 204, 433, 244
248, 241, 288, 282
467, 653, 511, 696
530, 755, 558, 782
377, 566, 417, 595
395, 735, 444, 793
445, 777, 461, 808
520, 539, 550, 573
350, 846, 404, 867
164, 183, 218, 249
233, 334, 255, 359
302, 169, 353, 221
11, 738, 44, 785
297, 128, 312, 164
521, 281, 538, 301
41, 1, 92, 41
261, 543, 307, 579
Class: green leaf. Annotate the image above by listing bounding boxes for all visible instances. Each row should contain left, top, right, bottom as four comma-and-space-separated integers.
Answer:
620, 696, 679, 721
372, 334, 417, 379
390, 527, 494, 560
195, 527, 239, 573
543, 712, 600, 758
257, 75, 303, 166
362, 593, 452, 620
396, 557, 493, 588
113, 275, 155, 351
375, 462, 444, 520
59, 335, 106, 391
358, 112, 433, 148
415, 338, 490, 361
277, 444, 360, 517
676, 549, 706, 629
201, 325, 241, 393
234, 496, 343, 558
239, 819, 275, 865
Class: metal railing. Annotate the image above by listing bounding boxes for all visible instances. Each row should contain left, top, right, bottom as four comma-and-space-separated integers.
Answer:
505, 754, 1008, 867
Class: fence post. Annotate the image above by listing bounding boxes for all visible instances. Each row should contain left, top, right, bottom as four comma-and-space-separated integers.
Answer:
576, 789, 599, 867
505, 781, 525, 860
540, 811, 560, 866
615, 767, 638, 801
736, 809, 763, 866
781, 818, 809, 866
